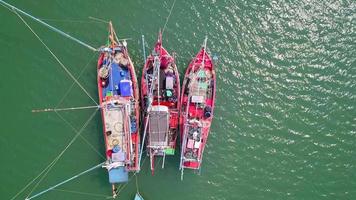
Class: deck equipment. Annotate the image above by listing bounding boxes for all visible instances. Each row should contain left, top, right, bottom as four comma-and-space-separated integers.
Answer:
97, 22, 140, 197
140, 31, 180, 174
179, 37, 216, 180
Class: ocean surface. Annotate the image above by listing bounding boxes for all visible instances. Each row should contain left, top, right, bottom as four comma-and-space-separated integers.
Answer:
0, 0, 355, 199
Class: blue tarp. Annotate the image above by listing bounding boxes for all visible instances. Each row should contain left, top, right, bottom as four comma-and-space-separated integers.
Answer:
102, 63, 131, 99
109, 167, 128, 183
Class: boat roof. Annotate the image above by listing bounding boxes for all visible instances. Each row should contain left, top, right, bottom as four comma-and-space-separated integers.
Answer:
151, 105, 169, 112
149, 111, 169, 146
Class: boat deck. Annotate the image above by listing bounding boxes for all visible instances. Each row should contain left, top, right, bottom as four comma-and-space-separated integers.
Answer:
180, 47, 215, 171
102, 62, 131, 99
103, 102, 128, 155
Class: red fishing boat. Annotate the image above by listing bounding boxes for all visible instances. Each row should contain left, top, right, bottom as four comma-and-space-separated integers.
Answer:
97, 22, 140, 197
179, 37, 216, 179
141, 31, 180, 173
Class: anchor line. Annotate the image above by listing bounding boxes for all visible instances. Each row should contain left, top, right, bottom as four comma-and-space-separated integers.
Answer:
25, 162, 105, 200
88, 16, 110, 24
162, 0, 177, 35
9, 109, 100, 200
25, 108, 99, 199
115, 155, 148, 197
11, 9, 99, 106
54, 111, 105, 160
0, 0, 97, 51
55, 52, 97, 109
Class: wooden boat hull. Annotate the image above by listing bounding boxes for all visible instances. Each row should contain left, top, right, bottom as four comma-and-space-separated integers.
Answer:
179, 42, 216, 171
141, 33, 180, 172
97, 23, 140, 187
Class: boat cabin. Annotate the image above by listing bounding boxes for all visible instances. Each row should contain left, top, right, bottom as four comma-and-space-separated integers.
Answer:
148, 105, 170, 149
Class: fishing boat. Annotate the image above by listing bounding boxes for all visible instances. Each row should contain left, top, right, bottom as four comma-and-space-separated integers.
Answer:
179, 37, 216, 179
141, 31, 180, 173
97, 22, 140, 197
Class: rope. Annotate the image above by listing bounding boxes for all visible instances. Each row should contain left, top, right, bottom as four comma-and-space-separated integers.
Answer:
13, 9, 99, 106
88, 16, 110, 24
135, 175, 139, 193
4, 11, 98, 197
25, 108, 99, 199
9, 157, 59, 200
55, 52, 97, 109
162, 0, 177, 35
114, 155, 148, 198
55, 111, 105, 160
37, 18, 105, 24
0, 0, 97, 51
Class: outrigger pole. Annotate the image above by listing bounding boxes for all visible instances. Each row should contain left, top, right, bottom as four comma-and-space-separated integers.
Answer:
141, 35, 147, 63
138, 35, 147, 170
0, 0, 97, 52
25, 162, 104, 200
32, 105, 100, 113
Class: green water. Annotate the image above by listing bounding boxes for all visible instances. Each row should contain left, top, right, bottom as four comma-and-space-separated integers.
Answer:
0, 0, 355, 199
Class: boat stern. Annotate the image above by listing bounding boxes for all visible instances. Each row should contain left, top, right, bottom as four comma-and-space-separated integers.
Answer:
108, 167, 128, 183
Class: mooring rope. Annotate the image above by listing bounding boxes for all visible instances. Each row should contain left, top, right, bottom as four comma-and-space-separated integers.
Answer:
88, 16, 110, 24
0, 0, 97, 51
162, 0, 177, 35
11, 9, 99, 106
25, 108, 99, 199
55, 52, 97, 109
9, 158, 59, 200
55, 111, 105, 160
114, 155, 148, 198
38, 18, 105, 24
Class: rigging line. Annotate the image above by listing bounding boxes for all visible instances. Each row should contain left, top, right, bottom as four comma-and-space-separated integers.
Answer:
9, 156, 60, 200
37, 18, 104, 23
26, 108, 99, 199
135, 174, 139, 193
26, 162, 105, 200
9, 112, 102, 200
88, 16, 110, 24
55, 111, 105, 160
55, 52, 97, 109
162, 0, 177, 35
114, 156, 148, 197
53, 189, 111, 198
8, 52, 94, 199
13, 9, 99, 106
0, 0, 97, 51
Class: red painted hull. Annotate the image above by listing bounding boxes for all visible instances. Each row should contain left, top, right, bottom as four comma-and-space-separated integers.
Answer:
97, 35, 140, 173
141, 33, 180, 172
179, 45, 216, 170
